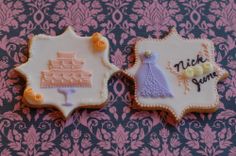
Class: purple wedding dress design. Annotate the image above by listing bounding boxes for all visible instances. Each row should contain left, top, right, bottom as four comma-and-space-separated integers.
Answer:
136, 53, 173, 98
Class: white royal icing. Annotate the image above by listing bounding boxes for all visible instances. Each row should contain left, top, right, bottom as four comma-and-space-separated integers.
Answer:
125, 28, 228, 120
16, 27, 119, 117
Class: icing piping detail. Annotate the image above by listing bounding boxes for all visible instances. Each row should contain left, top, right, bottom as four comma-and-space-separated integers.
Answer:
173, 54, 207, 72
193, 65, 204, 77
200, 43, 211, 59
183, 62, 214, 79
167, 44, 215, 94
41, 52, 92, 88
136, 51, 172, 98
202, 62, 214, 74
192, 72, 218, 92
91, 32, 107, 52
183, 67, 194, 78
91, 32, 102, 43
23, 87, 44, 104
15, 26, 119, 118
57, 88, 76, 106
124, 28, 228, 121
167, 62, 190, 94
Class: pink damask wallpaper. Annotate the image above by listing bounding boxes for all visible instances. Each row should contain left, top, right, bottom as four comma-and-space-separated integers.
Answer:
0, 0, 235, 156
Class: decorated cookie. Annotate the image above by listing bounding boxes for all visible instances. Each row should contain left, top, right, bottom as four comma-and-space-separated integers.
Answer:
16, 27, 119, 117
125, 28, 228, 121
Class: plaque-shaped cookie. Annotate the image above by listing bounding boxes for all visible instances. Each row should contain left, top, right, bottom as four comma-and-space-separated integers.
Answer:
125, 28, 228, 121
16, 27, 118, 117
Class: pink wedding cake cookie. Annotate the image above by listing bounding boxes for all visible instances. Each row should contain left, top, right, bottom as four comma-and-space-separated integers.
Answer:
16, 27, 119, 117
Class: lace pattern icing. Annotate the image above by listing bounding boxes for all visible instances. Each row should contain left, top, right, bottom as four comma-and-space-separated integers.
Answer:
136, 53, 172, 98
41, 52, 92, 88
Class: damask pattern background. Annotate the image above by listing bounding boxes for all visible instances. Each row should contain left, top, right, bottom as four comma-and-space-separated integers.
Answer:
0, 0, 235, 155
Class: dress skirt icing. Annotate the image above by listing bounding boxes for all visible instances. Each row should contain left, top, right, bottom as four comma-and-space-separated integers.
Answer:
136, 52, 173, 98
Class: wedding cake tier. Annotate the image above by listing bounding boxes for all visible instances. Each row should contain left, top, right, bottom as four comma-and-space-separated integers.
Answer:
41, 52, 92, 88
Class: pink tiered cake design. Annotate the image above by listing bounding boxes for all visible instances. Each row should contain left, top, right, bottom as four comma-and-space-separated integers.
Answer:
41, 52, 92, 88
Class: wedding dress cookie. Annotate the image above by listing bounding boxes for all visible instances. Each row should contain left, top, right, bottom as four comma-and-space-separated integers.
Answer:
125, 28, 228, 121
